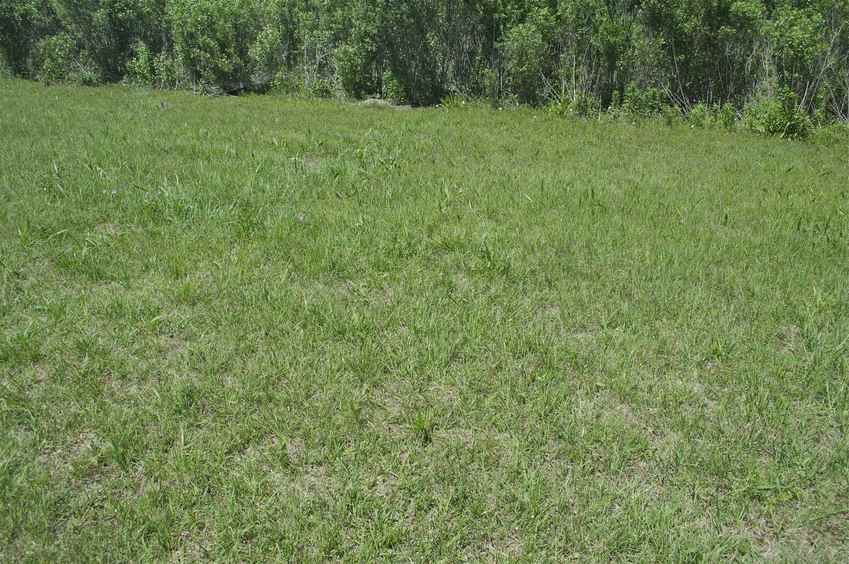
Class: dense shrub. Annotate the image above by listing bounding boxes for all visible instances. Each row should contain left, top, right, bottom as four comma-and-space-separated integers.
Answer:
718, 103, 737, 129
382, 70, 404, 104
166, 0, 263, 89
0, 48, 11, 77
687, 103, 711, 128
333, 43, 364, 98
0, 0, 846, 128
50, 0, 156, 81
501, 9, 553, 104
687, 103, 738, 130
0, 0, 56, 77
125, 41, 153, 85
307, 77, 333, 99
35, 32, 76, 82
744, 88, 812, 138
269, 70, 302, 96
621, 83, 667, 117
35, 32, 102, 85
152, 51, 189, 89
248, 24, 284, 88
547, 92, 601, 118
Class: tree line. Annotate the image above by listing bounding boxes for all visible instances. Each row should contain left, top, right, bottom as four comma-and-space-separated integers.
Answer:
2, 1, 848, 128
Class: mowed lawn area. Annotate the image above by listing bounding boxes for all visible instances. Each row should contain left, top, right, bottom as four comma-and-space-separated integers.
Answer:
1, 78, 848, 561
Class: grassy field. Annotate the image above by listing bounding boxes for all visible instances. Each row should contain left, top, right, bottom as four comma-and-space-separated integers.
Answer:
1, 78, 848, 561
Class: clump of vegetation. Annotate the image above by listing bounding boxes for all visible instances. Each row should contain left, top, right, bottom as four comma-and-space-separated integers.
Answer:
34, 32, 76, 83
717, 103, 737, 129
382, 70, 405, 105
687, 103, 711, 128
811, 122, 849, 145
152, 51, 190, 90
124, 42, 153, 86
0, 49, 11, 78
687, 103, 737, 130
744, 88, 812, 138
547, 91, 601, 119
35, 33, 100, 85
621, 83, 668, 118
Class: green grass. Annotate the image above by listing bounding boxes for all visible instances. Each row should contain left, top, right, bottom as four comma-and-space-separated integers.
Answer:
1, 78, 848, 561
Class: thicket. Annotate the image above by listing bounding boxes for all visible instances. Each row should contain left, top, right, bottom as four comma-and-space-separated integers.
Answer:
2, 1, 849, 136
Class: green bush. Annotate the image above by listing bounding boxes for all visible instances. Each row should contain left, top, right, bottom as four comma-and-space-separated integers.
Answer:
608, 90, 621, 112
167, 0, 263, 89
718, 103, 737, 130
1, 0, 57, 78
744, 88, 811, 138
0, 49, 11, 77
571, 92, 601, 118
687, 102, 711, 128
661, 105, 681, 126
269, 70, 303, 96
35, 33, 76, 83
811, 123, 849, 146
501, 13, 551, 104
622, 83, 667, 117
687, 103, 737, 129
547, 92, 601, 119
333, 43, 363, 98
248, 25, 283, 88
307, 77, 333, 99
72, 55, 101, 85
125, 41, 153, 86
382, 70, 404, 104
153, 51, 189, 90
2, 0, 848, 129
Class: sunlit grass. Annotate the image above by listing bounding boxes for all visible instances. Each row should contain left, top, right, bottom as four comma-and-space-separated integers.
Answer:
1, 78, 848, 561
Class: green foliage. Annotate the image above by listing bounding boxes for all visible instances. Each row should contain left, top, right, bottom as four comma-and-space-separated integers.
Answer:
35, 32, 76, 82
333, 1, 381, 98
1, 0, 848, 124
547, 91, 601, 119
0, 48, 11, 77
248, 24, 283, 88
764, 6, 827, 86
379, 3, 444, 105
269, 69, 302, 95
332, 43, 363, 98
306, 76, 333, 99
0, 0, 56, 77
501, 9, 553, 104
72, 56, 101, 85
152, 50, 188, 90
622, 83, 667, 118
744, 88, 812, 138
382, 70, 404, 104
661, 104, 682, 126
571, 92, 602, 118
166, 0, 262, 89
49, 0, 161, 81
718, 103, 737, 129
35, 30, 100, 85
124, 40, 152, 85
687, 102, 738, 130
687, 102, 711, 128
